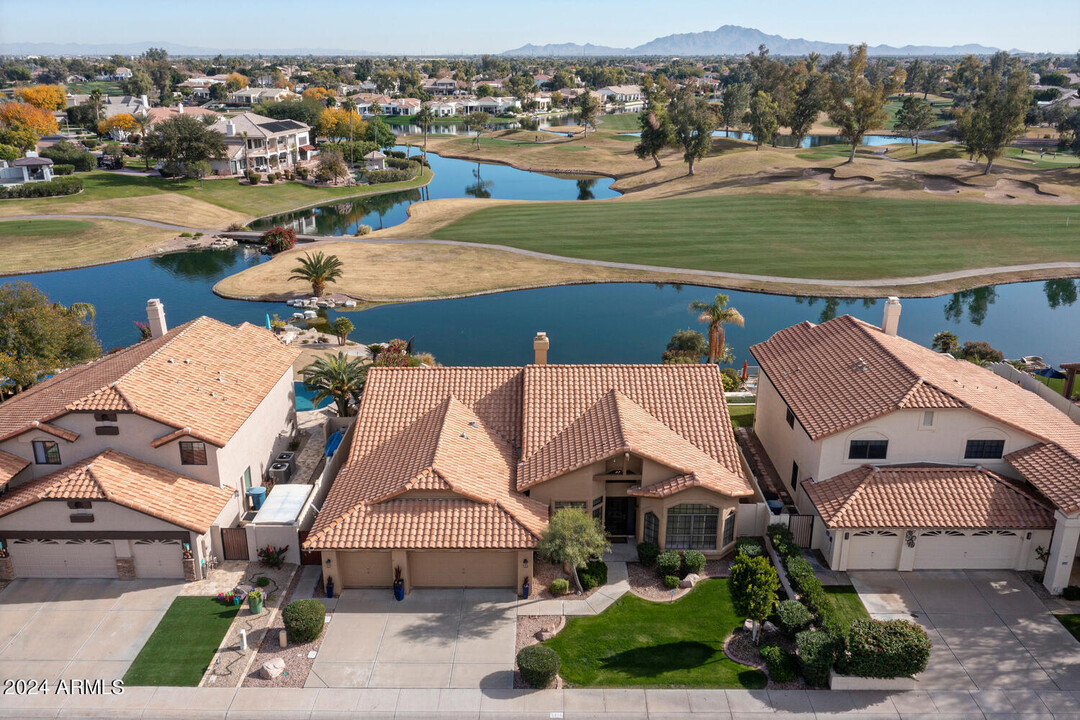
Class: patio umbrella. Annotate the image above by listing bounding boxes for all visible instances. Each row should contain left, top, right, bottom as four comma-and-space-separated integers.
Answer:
741, 360, 748, 381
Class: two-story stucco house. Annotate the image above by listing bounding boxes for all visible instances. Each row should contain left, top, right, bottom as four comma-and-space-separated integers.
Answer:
0, 300, 299, 582
207, 112, 315, 176
305, 334, 760, 596
751, 298, 1080, 594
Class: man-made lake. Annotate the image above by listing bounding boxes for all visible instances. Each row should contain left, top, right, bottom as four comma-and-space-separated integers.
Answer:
251, 148, 617, 236
9, 247, 1078, 368
390, 114, 580, 136
622, 131, 940, 148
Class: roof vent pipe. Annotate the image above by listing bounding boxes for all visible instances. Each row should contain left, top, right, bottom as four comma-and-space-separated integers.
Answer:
882, 297, 901, 337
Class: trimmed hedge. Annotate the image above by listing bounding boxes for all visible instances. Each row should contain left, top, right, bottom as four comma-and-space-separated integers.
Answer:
682, 550, 706, 575
0, 176, 83, 199
52, 164, 75, 176
517, 645, 560, 688
845, 619, 931, 679
776, 599, 813, 637
636, 541, 659, 567
40, 143, 95, 172
663, 575, 680, 589
760, 644, 797, 683
656, 550, 681, 577
796, 629, 838, 687
550, 578, 569, 596
578, 559, 607, 590
282, 599, 326, 644
1063, 585, 1080, 601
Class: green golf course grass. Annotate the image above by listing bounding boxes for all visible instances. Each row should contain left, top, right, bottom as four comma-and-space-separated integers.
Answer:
431, 194, 1080, 280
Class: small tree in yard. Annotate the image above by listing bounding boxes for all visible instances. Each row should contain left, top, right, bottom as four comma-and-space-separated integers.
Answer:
331, 316, 354, 345
185, 159, 212, 187
536, 508, 610, 594
729, 553, 780, 643
315, 147, 348, 184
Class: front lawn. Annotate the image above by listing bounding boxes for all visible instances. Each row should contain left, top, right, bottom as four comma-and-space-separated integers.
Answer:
825, 585, 871, 630
1057, 614, 1080, 642
544, 579, 767, 688
123, 597, 238, 686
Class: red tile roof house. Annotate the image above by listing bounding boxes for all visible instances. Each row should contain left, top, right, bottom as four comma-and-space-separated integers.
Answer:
751, 297, 1080, 594
0, 300, 299, 582
305, 334, 764, 596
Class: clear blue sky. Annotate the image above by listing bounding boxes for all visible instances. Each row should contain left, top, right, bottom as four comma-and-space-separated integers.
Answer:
2, 0, 1077, 54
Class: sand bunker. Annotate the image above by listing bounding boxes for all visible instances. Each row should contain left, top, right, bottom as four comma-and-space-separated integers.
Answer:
921, 174, 977, 194
985, 178, 1059, 200
803, 168, 873, 190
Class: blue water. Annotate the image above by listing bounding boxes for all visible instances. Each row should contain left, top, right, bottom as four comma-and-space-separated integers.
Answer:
294, 381, 332, 411
622, 131, 940, 148
251, 147, 617, 236
9, 248, 1079, 369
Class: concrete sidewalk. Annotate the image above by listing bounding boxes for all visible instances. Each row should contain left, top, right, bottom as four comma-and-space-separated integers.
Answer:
515, 562, 630, 617
4, 685, 1080, 718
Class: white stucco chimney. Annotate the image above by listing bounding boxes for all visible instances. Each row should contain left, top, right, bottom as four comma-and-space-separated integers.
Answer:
533, 332, 550, 365
881, 296, 901, 336
141, 94, 149, 108
226, 119, 236, 136
146, 299, 168, 339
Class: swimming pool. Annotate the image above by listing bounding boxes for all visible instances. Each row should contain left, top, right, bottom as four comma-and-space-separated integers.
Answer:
294, 381, 332, 411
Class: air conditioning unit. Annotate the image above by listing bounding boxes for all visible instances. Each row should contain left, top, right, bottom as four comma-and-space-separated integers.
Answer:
275, 451, 296, 473
268, 462, 292, 484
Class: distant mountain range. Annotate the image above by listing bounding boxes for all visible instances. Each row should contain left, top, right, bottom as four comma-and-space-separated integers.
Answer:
503, 25, 1012, 57
0, 41, 373, 57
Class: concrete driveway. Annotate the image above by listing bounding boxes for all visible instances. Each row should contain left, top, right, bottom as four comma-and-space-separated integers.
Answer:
307, 588, 517, 689
0, 578, 183, 687
850, 570, 1080, 690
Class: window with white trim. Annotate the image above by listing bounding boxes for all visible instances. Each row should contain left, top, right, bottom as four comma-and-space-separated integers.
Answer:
33, 440, 61, 465
849, 439, 888, 460
722, 511, 736, 546
965, 439, 1005, 459
665, 504, 719, 550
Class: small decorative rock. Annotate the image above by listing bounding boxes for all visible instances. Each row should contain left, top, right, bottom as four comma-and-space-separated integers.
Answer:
679, 573, 700, 589
260, 657, 286, 680
743, 618, 754, 632
536, 622, 559, 641
763, 621, 778, 634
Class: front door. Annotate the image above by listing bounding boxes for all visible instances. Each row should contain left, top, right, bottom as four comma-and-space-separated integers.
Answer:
604, 497, 636, 539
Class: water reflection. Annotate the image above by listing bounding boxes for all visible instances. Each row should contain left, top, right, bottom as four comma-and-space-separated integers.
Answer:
794, 296, 879, 324
1045, 279, 1079, 309
464, 162, 493, 199
944, 287, 998, 326
577, 179, 596, 201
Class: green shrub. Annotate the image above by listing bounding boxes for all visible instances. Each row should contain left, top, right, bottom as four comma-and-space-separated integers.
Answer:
282, 598, 326, 643
760, 644, 797, 683
246, 170, 260, 185
845, 619, 931, 679
550, 578, 569, 596
767, 523, 794, 547
735, 538, 764, 558
777, 599, 813, 637
578, 559, 607, 590
682, 550, 706, 575
40, 142, 95, 171
720, 366, 742, 392
81, 138, 99, 149
261, 226, 296, 254
180, 231, 193, 238
796, 629, 838, 687
354, 224, 372, 236
255, 576, 270, 588
1063, 585, 1080, 601
364, 163, 418, 184
663, 575, 680, 589
517, 645, 560, 688
52, 163, 75, 176
636, 541, 659, 567
656, 550, 681, 577
0, 176, 83, 199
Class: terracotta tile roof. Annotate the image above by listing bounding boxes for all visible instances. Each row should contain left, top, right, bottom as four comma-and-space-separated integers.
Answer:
0, 449, 233, 533
805, 464, 1055, 529
628, 473, 700, 498
521, 365, 749, 495
0, 317, 299, 448
0, 450, 29, 487
30, 421, 80, 442
1006, 443, 1080, 514
307, 363, 752, 551
751, 315, 1080, 512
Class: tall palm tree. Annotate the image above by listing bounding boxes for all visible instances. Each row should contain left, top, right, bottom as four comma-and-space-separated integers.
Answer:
415, 105, 435, 160
289, 251, 344, 297
341, 98, 358, 165
89, 88, 103, 126
689, 293, 745, 364
301, 352, 367, 417
62, 302, 96, 324
132, 113, 152, 170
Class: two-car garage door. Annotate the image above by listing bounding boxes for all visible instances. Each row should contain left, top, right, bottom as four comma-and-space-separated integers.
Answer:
8, 538, 184, 579
843, 529, 1025, 570
338, 550, 518, 588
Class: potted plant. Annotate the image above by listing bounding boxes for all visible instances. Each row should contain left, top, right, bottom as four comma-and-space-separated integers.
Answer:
393, 566, 405, 601
325, 576, 334, 599
248, 589, 264, 614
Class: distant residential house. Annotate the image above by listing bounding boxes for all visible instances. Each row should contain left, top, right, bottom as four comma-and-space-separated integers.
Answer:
65, 74, 88, 84
0, 152, 53, 185
424, 100, 459, 117
385, 97, 421, 116
425, 77, 460, 96
207, 112, 314, 176
177, 76, 226, 101
226, 87, 298, 106
114, 67, 133, 80
144, 103, 219, 126
598, 85, 644, 103
67, 93, 151, 119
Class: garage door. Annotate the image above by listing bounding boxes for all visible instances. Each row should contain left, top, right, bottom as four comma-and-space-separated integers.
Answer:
845, 530, 902, 570
339, 551, 393, 587
914, 529, 1022, 570
408, 551, 516, 587
131, 539, 184, 579
9, 538, 117, 578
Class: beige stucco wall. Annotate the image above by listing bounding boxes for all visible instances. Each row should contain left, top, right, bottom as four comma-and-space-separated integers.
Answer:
526, 462, 605, 510
754, 371, 822, 509
636, 487, 740, 558
0, 499, 192, 533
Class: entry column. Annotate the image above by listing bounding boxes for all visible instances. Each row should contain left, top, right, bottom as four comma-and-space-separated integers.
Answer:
1044, 511, 1080, 595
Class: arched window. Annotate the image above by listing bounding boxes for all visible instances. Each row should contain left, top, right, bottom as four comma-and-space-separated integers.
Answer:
665, 504, 718, 550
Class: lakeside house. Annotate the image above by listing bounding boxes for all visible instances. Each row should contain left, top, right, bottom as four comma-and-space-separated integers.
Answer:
0, 301, 301, 582
304, 333, 763, 596
0, 152, 54, 185
207, 111, 315, 176
751, 298, 1080, 594
226, 87, 299, 106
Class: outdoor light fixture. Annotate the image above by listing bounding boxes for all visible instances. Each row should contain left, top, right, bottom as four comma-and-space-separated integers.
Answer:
522, 558, 529, 568
325, 557, 332, 567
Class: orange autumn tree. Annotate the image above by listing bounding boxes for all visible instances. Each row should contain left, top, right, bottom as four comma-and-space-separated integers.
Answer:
302, 87, 336, 104
99, 113, 139, 137
0, 102, 59, 149
315, 107, 366, 139
224, 72, 250, 91
15, 84, 67, 111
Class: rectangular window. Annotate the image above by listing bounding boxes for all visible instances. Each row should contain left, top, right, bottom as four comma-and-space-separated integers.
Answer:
242, 467, 252, 491
179, 441, 207, 465
643, 511, 659, 545
921, 411, 935, 428
849, 439, 888, 460
790, 461, 799, 491
665, 504, 718, 550
786, 407, 795, 429
722, 511, 736, 546
965, 439, 1005, 459
93, 412, 117, 422
553, 501, 587, 512
95, 426, 119, 436
33, 440, 61, 465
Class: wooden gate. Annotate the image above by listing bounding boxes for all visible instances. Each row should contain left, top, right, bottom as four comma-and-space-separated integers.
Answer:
297, 531, 321, 566
221, 527, 249, 561
789, 514, 815, 548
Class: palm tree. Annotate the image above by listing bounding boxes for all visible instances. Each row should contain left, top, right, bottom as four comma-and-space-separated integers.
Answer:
132, 113, 152, 170
89, 88, 103, 125
341, 98, 358, 165
932, 330, 960, 354
689, 293, 745, 364
62, 302, 96, 324
415, 105, 435, 160
289, 251, 344, 297
301, 352, 367, 417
